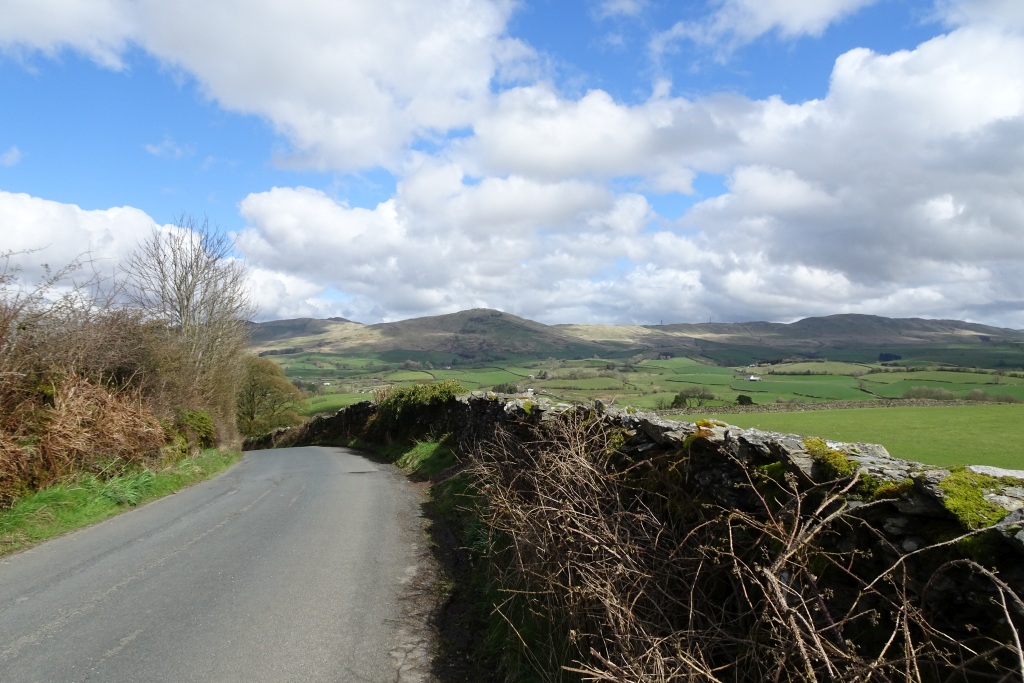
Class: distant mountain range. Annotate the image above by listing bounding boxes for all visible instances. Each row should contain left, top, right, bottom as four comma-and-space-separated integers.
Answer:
248, 309, 1024, 365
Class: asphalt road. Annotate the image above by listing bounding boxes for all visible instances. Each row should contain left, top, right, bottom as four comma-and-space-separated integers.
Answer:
0, 446, 436, 683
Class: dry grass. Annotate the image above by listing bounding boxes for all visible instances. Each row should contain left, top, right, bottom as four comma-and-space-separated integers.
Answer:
0, 375, 164, 506
470, 410, 1024, 682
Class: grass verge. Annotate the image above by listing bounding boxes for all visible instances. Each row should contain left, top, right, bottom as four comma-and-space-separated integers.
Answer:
0, 448, 241, 557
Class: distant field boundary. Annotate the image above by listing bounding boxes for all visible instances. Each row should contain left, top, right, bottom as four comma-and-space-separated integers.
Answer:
663, 397, 1003, 415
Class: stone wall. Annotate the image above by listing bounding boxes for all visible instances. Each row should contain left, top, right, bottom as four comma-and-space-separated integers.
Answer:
246, 393, 1024, 678
248, 392, 1024, 554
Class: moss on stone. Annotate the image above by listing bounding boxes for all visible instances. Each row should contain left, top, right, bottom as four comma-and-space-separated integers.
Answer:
758, 461, 787, 482
695, 419, 727, 429
682, 428, 714, 449
938, 469, 1009, 530
865, 477, 915, 502
803, 436, 856, 479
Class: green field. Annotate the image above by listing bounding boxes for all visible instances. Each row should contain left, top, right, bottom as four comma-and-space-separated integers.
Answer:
277, 348, 1024, 465
693, 404, 1024, 469
298, 392, 369, 416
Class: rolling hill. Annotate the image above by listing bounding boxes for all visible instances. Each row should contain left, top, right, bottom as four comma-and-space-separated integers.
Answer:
248, 310, 1024, 367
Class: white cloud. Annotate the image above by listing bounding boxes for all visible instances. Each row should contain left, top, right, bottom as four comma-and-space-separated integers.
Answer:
0, 0, 133, 68
937, 0, 1024, 29
3, 1, 1024, 328
0, 190, 157, 283
0, 146, 21, 167
234, 176, 655, 322
131, 0, 530, 171
653, 0, 879, 57
463, 84, 738, 187
144, 136, 193, 159
592, 0, 647, 20
1, 0, 531, 172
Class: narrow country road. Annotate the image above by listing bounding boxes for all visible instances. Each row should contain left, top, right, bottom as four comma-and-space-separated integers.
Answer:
0, 447, 437, 683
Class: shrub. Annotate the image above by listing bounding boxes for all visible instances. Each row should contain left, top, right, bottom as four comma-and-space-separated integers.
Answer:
367, 380, 465, 442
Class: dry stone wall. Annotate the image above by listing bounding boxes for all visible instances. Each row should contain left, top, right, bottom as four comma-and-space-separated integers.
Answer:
246, 392, 1024, 678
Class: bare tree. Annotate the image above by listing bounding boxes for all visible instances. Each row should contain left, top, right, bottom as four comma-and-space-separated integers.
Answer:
120, 215, 254, 439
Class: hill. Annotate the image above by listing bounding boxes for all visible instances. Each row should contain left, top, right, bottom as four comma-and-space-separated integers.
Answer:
249, 308, 613, 361
249, 310, 1024, 367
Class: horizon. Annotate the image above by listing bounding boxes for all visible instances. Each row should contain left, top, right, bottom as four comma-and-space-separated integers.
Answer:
252, 308, 1024, 332
3, 1, 1023, 328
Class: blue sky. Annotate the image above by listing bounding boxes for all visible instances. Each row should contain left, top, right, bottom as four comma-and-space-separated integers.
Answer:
2, 0, 1023, 327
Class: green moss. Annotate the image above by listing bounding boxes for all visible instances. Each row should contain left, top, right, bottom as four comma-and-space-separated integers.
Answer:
683, 428, 714, 449
938, 469, 1010, 530
758, 461, 788, 482
695, 419, 727, 429
860, 475, 915, 501
521, 400, 535, 414
803, 437, 856, 479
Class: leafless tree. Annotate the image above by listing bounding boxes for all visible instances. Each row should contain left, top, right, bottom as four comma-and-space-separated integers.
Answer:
120, 215, 254, 439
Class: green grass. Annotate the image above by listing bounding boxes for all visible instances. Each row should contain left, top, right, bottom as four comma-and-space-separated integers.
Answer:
273, 347, 1024, 443
298, 392, 369, 416
693, 405, 1024, 468
0, 449, 241, 556
395, 440, 459, 479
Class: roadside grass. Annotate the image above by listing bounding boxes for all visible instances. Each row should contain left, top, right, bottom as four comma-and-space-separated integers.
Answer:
693, 404, 1024, 468
0, 448, 241, 557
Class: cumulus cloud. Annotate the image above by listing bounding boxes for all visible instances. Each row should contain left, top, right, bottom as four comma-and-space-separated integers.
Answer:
0, 190, 157, 284
462, 84, 740, 188
132, 0, 531, 171
0, 0, 133, 68
1, 0, 531, 171
2, 0, 1024, 328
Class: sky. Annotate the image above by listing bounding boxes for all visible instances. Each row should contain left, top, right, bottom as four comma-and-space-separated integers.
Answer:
2, 0, 1023, 328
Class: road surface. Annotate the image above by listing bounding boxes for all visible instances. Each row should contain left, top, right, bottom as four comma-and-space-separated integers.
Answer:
0, 446, 437, 682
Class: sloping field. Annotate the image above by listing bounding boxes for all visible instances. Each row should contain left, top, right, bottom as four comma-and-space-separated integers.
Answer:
695, 404, 1024, 468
